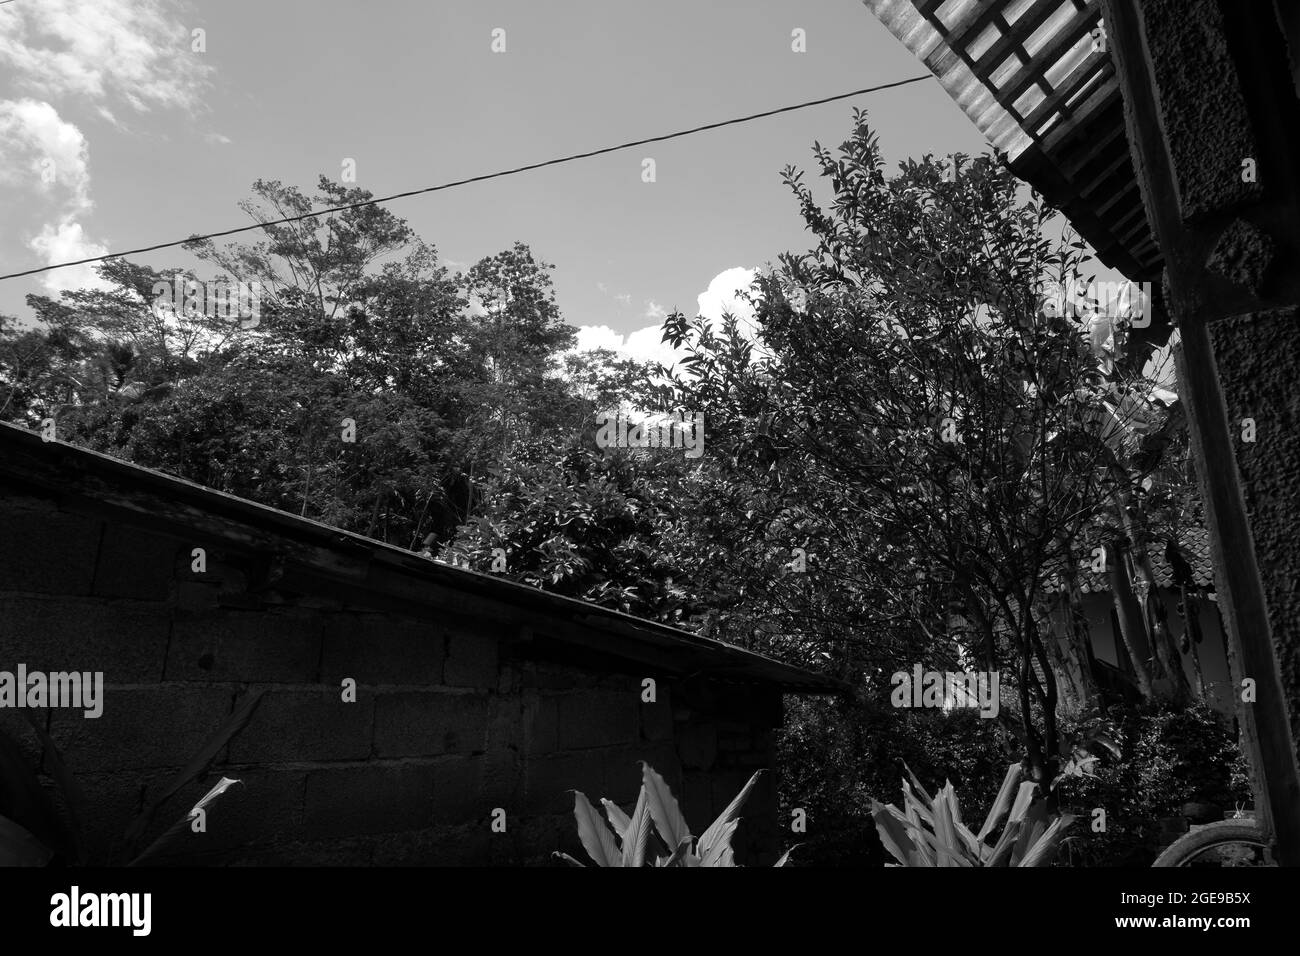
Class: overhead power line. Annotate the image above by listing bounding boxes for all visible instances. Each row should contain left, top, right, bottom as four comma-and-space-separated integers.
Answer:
0, 74, 933, 283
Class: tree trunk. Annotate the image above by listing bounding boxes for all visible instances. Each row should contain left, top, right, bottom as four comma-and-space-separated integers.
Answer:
1108, 535, 1155, 699
1055, 554, 1103, 714
1129, 537, 1193, 704
1181, 586, 1209, 701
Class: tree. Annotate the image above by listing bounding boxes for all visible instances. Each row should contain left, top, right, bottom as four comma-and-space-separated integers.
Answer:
661, 114, 1182, 791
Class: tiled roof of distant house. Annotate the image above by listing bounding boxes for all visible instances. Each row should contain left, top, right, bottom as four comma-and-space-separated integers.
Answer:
1044, 525, 1215, 595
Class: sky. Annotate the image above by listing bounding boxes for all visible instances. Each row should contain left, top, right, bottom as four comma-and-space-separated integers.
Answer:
0, 0, 1000, 364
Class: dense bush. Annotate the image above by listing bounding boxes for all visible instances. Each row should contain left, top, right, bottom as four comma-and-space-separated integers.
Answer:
778, 695, 1250, 867
1053, 702, 1252, 866
777, 692, 1014, 866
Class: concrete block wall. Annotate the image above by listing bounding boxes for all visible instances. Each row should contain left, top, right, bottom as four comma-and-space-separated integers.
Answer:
0, 491, 784, 865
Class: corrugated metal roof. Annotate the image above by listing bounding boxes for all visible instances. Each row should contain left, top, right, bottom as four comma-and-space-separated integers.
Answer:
864, 0, 1163, 281
0, 421, 845, 693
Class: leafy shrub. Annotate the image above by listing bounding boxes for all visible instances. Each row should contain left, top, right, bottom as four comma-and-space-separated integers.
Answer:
778, 692, 1014, 865
872, 763, 1073, 866
559, 762, 792, 867
1053, 701, 1252, 866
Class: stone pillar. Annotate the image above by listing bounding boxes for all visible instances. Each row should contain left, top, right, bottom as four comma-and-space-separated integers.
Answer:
1101, 0, 1300, 864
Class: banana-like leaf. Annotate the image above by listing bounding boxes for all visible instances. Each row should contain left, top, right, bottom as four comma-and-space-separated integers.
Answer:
641, 762, 692, 851
900, 760, 935, 806
774, 845, 798, 867
901, 779, 935, 827
190, 776, 241, 815
572, 790, 621, 867
984, 819, 1024, 867
621, 786, 652, 867
122, 689, 265, 855
698, 769, 763, 856
658, 838, 693, 867
953, 819, 984, 861
977, 763, 1023, 843
700, 819, 739, 866
0, 813, 53, 866
871, 800, 924, 866
875, 769, 1071, 868
931, 786, 961, 867
601, 798, 631, 839
1017, 813, 1075, 867
1011, 796, 1051, 864
944, 779, 965, 829
127, 777, 244, 867
901, 785, 935, 865
1006, 781, 1039, 824
893, 802, 975, 868
553, 851, 586, 867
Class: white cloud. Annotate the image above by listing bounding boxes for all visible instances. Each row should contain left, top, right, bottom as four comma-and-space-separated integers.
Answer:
568, 268, 769, 376
572, 322, 682, 369
573, 325, 623, 352
615, 292, 632, 306
0, 98, 111, 292
203, 131, 231, 145
0, 0, 213, 116
568, 268, 755, 373
0, 1, 219, 296
696, 266, 760, 341
622, 324, 681, 368
30, 220, 111, 293
0, 98, 92, 210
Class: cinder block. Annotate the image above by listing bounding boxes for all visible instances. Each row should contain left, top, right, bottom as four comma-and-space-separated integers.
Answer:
512, 661, 588, 690
227, 688, 374, 763
174, 581, 220, 612
223, 836, 375, 866
92, 526, 179, 601
372, 823, 490, 866
557, 691, 637, 750
48, 685, 234, 773
523, 751, 605, 816
443, 627, 498, 688
0, 596, 170, 682
302, 763, 436, 838
600, 749, 645, 805
372, 690, 488, 757
717, 727, 753, 753
321, 613, 443, 685
0, 501, 100, 596
522, 696, 559, 755
481, 743, 521, 809
166, 609, 321, 682
511, 814, 565, 866
676, 723, 718, 771
486, 695, 522, 751
430, 755, 484, 822
682, 773, 713, 830
640, 695, 674, 742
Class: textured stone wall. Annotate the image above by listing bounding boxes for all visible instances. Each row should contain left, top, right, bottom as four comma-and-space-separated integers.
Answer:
0, 489, 782, 866
1208, 307, 1300, 760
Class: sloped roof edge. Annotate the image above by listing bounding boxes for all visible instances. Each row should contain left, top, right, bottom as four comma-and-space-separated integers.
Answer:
0, 421, 845, 693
